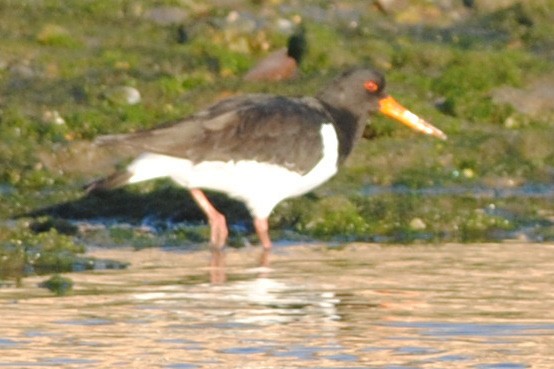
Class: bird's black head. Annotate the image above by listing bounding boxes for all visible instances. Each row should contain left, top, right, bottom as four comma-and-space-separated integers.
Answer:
316, 68, 387, 117
318, 68, 446, 140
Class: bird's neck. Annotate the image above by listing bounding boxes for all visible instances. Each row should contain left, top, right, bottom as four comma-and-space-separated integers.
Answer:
318, 100, 367, 164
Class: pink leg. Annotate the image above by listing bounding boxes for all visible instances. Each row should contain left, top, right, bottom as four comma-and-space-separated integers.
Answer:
190, 188, 228, 249
254, 218, 272, 266
253, 218, 272, 249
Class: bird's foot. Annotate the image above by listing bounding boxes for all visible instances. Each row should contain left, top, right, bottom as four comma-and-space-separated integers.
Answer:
253, 217, 272, 266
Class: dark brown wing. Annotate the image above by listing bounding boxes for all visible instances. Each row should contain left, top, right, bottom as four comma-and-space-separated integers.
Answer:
97, 94, 334, 174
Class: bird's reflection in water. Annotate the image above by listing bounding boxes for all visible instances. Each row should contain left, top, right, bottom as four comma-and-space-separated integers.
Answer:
260, 248, 271, 268
208, 248, 272, 284
209, 249, 226, 284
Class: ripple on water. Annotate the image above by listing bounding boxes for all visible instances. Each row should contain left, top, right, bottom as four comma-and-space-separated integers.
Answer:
387, 321, 554, 338
0, 243, 553, 368
476, 364, 527, 369
0, 338, 19, 348
164, 364, 199, 369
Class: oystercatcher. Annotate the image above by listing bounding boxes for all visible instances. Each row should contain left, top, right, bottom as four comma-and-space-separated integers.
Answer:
243, 27, 307, 81
85, 68, 446, 252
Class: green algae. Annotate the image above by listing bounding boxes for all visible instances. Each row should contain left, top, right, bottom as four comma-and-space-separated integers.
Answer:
276, 193, 550, 244
0, 220, 129, 283
1, 0, 554, 275
39, 274, 74, 296
0, 222, 83, 280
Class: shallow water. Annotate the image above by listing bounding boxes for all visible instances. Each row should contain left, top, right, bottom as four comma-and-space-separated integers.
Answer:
1, 243, 554, 368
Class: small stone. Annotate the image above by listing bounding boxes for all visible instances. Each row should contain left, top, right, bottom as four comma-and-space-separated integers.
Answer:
276, 18, 295, 33
42, 110, 65, 125
226, 10, 240, 23
409, 217, 427, 230
225, 10, 258, 33
462, 168, 475, 179
105, 86, 141, 105
503, 115, 517, 128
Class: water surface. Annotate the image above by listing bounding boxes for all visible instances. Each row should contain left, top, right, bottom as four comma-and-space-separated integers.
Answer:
1, 243, 553, 368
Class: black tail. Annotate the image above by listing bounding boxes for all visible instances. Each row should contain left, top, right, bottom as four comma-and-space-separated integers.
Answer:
84, 171, 133, 194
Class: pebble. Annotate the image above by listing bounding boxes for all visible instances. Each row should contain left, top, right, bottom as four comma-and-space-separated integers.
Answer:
409, 217, 427, 230
462, 168, 475, 179
105, 86, 141, 105
225, 10, 259, 33
42, 110, 66, 125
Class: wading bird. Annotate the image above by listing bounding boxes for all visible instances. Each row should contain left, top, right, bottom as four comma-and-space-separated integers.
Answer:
85, 69, 446, 262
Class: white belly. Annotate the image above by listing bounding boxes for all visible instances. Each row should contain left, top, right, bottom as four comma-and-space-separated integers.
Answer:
126, 123, 339, 218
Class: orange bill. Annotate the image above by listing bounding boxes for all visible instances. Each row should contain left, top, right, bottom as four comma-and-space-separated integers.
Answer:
379, 95, 447, 140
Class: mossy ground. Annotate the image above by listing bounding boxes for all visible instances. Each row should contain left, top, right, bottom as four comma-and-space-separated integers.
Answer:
1, 1, 554, 282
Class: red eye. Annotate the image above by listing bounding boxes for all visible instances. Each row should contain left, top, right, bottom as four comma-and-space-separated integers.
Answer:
364, 80, 379, 92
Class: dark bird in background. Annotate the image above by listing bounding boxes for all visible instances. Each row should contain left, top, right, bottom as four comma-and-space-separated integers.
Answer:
243, 27, 307, 81
84, 68, 446, 262
462, 0, 475, 9
176, 25, 189, 44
